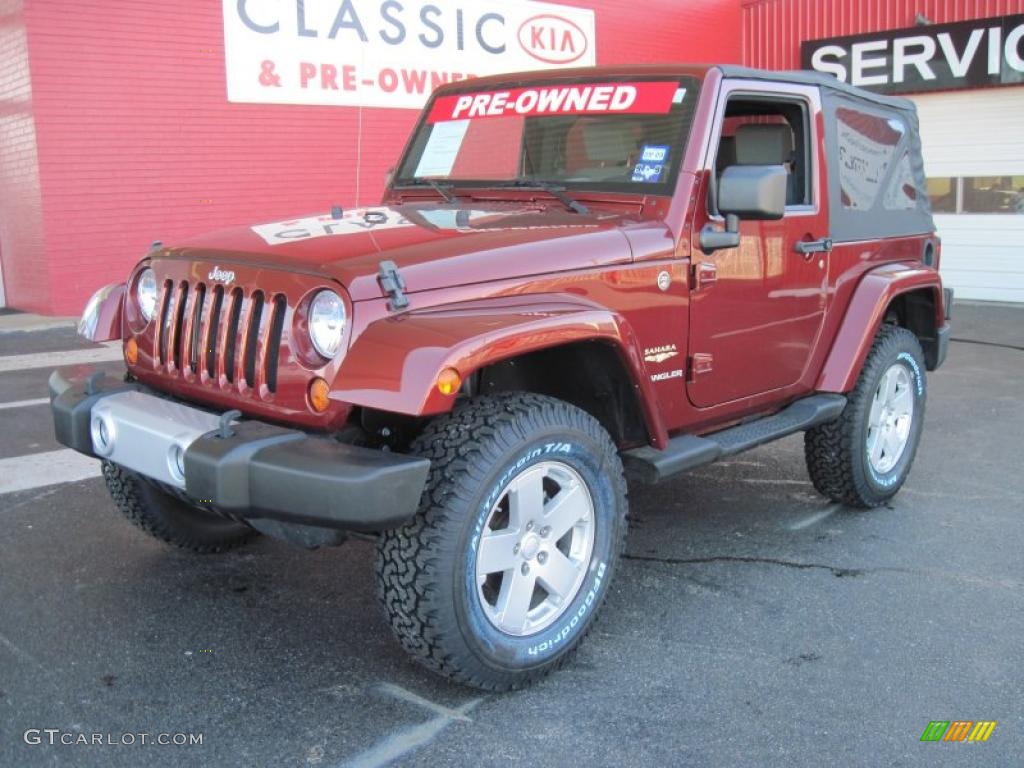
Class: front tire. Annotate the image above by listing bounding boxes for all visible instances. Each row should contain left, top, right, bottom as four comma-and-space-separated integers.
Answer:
102, 462, 257, 553
804, 325, 927, 508
375, 393, 627, 691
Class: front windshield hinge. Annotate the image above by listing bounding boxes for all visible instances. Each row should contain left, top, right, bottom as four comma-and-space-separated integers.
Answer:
377, 260, 410, 311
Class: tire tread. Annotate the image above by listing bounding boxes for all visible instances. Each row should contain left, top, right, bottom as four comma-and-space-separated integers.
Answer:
375, 392, 626, 691
103, 461, 256, 553
804, 324, 925, 508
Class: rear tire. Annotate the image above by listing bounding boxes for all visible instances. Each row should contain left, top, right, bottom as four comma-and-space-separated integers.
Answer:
102, 461, 257, 553
375, 393, 627, 691
804, 325, 927, 508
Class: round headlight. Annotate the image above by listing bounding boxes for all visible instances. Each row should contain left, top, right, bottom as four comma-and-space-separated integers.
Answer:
308, 290, 346, 359
136, 268, 158, 322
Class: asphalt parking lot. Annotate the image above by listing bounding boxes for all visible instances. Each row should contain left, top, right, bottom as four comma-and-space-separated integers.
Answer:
1, 303, 1021, 768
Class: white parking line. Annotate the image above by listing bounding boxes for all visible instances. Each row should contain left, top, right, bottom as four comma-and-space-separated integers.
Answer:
341, 686, 482, 768
0, 450, 101, 495
376, 683, 474, 722
787, 504, 841, 531
0, 343, 122, 373
0, 397, 50, 410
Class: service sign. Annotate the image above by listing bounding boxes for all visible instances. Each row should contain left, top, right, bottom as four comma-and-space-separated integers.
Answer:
801, 14, 1024, 94
223, 0, 597, 108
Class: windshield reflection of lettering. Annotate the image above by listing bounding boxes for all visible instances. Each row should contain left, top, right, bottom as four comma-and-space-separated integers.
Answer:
250, 208, 413, 245
250, 207, 603, 244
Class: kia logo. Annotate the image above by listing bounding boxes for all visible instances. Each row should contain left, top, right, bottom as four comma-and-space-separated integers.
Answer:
207, 265, 236, 284
517, 14, 588, 65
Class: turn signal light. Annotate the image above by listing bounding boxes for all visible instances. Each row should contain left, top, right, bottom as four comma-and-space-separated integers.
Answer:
308, 377, 331, 413
124, 338, 139, 365
437, 367, 461, 396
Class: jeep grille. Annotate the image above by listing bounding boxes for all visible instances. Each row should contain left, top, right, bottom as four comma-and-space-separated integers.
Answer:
156, 280, 287, 393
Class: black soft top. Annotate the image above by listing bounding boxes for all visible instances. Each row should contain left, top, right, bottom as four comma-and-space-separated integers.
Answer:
717, 65, 934, 242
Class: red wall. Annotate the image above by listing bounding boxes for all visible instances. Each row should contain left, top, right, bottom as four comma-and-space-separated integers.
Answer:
742, 0, 1024, 70
0, 0, 47, 312
0, 0, 739, 315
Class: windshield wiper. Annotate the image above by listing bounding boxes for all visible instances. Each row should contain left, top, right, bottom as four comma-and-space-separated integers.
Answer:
407, 178, 456, 204
497, 179, 589, 215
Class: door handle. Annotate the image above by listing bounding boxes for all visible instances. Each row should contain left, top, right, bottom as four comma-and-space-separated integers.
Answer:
794, 238, 833, 255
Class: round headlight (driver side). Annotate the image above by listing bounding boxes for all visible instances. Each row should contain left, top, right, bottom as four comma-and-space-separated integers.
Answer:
136, 268, 158, 322
308, 290, 346, 359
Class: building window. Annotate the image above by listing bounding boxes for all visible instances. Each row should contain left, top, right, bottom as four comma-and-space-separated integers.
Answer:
925, 176, 1024, 214
962, 176, 1024, 214
927, 177, 957, 213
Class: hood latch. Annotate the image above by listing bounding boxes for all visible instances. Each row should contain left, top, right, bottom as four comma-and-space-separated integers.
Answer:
377, 260, 409, 311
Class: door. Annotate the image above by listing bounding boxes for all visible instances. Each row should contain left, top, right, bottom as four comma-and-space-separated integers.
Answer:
687, 82, 829, 409
912, 88, 1024, 303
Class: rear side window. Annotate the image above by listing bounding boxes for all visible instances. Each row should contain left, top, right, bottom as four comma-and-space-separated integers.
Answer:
822, 90, 933, 241
835, 107, 914, 211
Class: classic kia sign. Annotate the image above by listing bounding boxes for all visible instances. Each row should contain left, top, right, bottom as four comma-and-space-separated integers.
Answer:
222, 0, 597, 108
801, 14, 1024, 94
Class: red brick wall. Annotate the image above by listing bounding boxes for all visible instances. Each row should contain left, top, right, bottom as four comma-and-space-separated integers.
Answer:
2, 0, 738, 314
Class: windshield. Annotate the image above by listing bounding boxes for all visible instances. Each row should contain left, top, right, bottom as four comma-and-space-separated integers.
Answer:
395, 76, 700, 195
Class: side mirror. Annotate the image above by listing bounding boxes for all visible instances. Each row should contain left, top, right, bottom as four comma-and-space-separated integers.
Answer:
719, 165, 787, 220
384, 166, 395, 188
700, 165, 787, 252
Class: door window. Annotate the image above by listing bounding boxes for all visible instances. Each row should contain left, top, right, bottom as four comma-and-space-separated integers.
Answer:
711, 96, 813, 209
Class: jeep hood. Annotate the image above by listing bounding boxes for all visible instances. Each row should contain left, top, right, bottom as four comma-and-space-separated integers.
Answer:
170, 203, 648, 301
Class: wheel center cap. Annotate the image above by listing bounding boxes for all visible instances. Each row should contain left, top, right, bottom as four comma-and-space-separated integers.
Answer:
520, 533, 541, 560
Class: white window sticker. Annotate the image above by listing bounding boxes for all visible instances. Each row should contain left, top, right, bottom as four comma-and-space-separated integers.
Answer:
414, 119, 471, 177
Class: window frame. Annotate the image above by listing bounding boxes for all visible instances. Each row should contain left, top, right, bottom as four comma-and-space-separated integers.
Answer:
703, 82, 821, 220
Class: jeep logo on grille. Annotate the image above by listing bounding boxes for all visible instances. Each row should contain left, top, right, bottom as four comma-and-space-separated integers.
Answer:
207, 266, 236, 284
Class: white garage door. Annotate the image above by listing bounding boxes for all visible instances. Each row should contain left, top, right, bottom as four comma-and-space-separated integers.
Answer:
912, 87, 1024, 303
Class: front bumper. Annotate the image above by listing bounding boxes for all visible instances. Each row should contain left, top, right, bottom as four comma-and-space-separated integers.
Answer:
49, 368, 429, 532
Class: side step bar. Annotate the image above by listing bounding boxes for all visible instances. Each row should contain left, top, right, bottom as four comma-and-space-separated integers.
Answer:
622, 394, 847, 484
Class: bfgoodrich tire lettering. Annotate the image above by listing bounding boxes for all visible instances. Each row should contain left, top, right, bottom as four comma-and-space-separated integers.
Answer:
375, 393, 628, 691
804, 325, 927, 508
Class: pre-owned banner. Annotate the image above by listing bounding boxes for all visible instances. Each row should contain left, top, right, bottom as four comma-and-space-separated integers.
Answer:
223, 0, 597, 108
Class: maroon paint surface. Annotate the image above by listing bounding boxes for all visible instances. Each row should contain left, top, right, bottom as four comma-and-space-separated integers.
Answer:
116, 65, 945, 448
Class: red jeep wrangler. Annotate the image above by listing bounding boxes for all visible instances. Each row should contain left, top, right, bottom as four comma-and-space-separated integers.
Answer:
54, 65, 950, 690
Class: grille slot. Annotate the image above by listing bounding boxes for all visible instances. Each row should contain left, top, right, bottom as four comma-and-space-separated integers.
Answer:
243, 291, 265, 387
188, 284, 206, 372
223, 288, 243, 384
205, 285, 224, 379
265, 295, 287, 393
157, 280, 173, 364
171, 282, 189, 370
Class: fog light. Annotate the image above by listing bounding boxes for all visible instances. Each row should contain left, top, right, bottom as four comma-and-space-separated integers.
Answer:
91, 415, 114, 456
125, 337, 139, 365
168, 444, 186, 483
308, 377, 331, 413
436, 367, 461, 396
